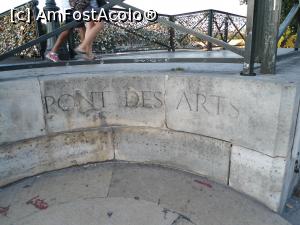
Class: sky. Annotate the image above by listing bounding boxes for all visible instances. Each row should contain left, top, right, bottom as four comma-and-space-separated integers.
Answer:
0, 0, 247, 16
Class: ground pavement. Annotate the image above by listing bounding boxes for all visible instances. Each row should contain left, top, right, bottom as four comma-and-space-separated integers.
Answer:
0, 162, 292, 225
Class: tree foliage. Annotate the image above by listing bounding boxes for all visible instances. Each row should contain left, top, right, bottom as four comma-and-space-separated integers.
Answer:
241, 0, 299, 34
281, 0, 298, 34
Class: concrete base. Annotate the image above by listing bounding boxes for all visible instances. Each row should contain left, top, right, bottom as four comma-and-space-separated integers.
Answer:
0, 162, 291, 225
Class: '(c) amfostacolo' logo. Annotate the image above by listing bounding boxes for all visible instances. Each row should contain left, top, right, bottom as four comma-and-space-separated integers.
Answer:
10, 8, 158, 23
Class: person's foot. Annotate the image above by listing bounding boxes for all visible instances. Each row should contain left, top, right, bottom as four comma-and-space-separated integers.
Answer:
45, 52, 59, 62
83, 53, 97, 61
74, 47, 86, 55
87, 52, 96, 60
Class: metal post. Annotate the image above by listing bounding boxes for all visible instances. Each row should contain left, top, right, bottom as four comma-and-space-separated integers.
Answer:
44, 0, 70, 59
32, 0, 46, 58
252, 0, 266, 63
260, 0, 282, 74
169, 16, 176, 52
224, 15, 229, 44
241, 0, 257, 76
295, 12, 300, 51
44, 0, 60, 52
207, 10, 213, 51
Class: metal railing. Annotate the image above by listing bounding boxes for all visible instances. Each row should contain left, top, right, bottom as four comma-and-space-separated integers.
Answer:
0, 0, 299, 75
242, 0, 300, 75
86, 9, 246, 53
0, 0, 42, 58
0, 0, 245, 60
0, 3, 246, 56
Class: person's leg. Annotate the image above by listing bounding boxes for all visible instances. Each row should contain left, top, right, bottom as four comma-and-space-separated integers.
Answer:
86, 22, 97, 57
76, 21, 104, 55
46, 29, 72, 62
69, 26, 87, 58
77, 26, 86, 42
51, 30, 71, 53
46, 9, 83, 62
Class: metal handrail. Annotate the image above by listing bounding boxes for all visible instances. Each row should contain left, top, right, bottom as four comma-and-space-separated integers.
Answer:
0, 2, 246, 61
173, 9, 246, 19
0, 0, 125, 61
278, 3, 300, 39
118, 2, 245, 56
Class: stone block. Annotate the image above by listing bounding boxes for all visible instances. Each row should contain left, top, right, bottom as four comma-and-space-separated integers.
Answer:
40, 73, 165, 133
114, 127, 231, 184
0, 78, 45, 144
229, 145, 287, 212
0, 129, 114, 187
165, 75, 298, 157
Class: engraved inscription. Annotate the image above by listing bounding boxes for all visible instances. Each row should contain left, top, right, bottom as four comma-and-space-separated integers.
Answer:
176, 91, 240, 118
125, 90, 163, 108
43, 89, 164, 114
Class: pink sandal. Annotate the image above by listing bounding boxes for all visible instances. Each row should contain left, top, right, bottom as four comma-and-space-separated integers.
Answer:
45, 52, 60, 62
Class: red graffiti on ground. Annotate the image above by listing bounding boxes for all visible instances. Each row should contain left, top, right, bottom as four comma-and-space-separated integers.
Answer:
194, 179, 213, 188
26, 196, 48, 210
0, 206, 9, 216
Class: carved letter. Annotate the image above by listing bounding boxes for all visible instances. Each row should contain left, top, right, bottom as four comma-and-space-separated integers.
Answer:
44, 96, 56, 114
176, 92, 192, 111
75, 90, 95, 113
58, 94, 75, 111
210, 95, 225, 115
142, 91, 153, 108
90, 91, 112, 108
196, 93, 209, 114
125, 90, 139, 108
154, 91, 163, 108
229, 102, 240, 118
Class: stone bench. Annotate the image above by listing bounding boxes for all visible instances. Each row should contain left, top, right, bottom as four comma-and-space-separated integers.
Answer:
1, 68, 299, 213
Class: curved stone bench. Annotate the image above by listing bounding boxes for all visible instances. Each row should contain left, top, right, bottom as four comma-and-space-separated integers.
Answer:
1, 67, 300, 213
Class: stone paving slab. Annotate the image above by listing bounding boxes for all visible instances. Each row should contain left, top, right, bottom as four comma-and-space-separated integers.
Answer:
0, 163, 114, 225
108, 163, 290, 225
14, 197, 184, 225
0, 162, 288, 225
283, 195, 300, 225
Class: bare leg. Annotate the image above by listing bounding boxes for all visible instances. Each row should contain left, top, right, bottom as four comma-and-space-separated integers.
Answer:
52, 26, 86, 53
76, 26, 86, 42
51, 30, 71, 53
76, 21, 104, 56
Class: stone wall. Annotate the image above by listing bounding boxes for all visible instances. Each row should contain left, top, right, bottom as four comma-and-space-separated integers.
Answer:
0, 71, 299, 213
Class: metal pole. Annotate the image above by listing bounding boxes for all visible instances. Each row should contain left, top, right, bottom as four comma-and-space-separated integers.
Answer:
252, 0, 266, 63
207, 10, 213, 51
32, 0, 46, 58
278, 3, 300, 40
169, 16, 176, 52
44, 0, 60, 52
295, 11, 300, 51
260, 0, 282, 74
224, 15, 229, 44
241, 0, 257, 76
44, 0, 70, 59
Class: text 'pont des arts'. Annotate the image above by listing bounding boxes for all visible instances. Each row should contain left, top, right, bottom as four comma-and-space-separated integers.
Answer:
42, 89, 240, 118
